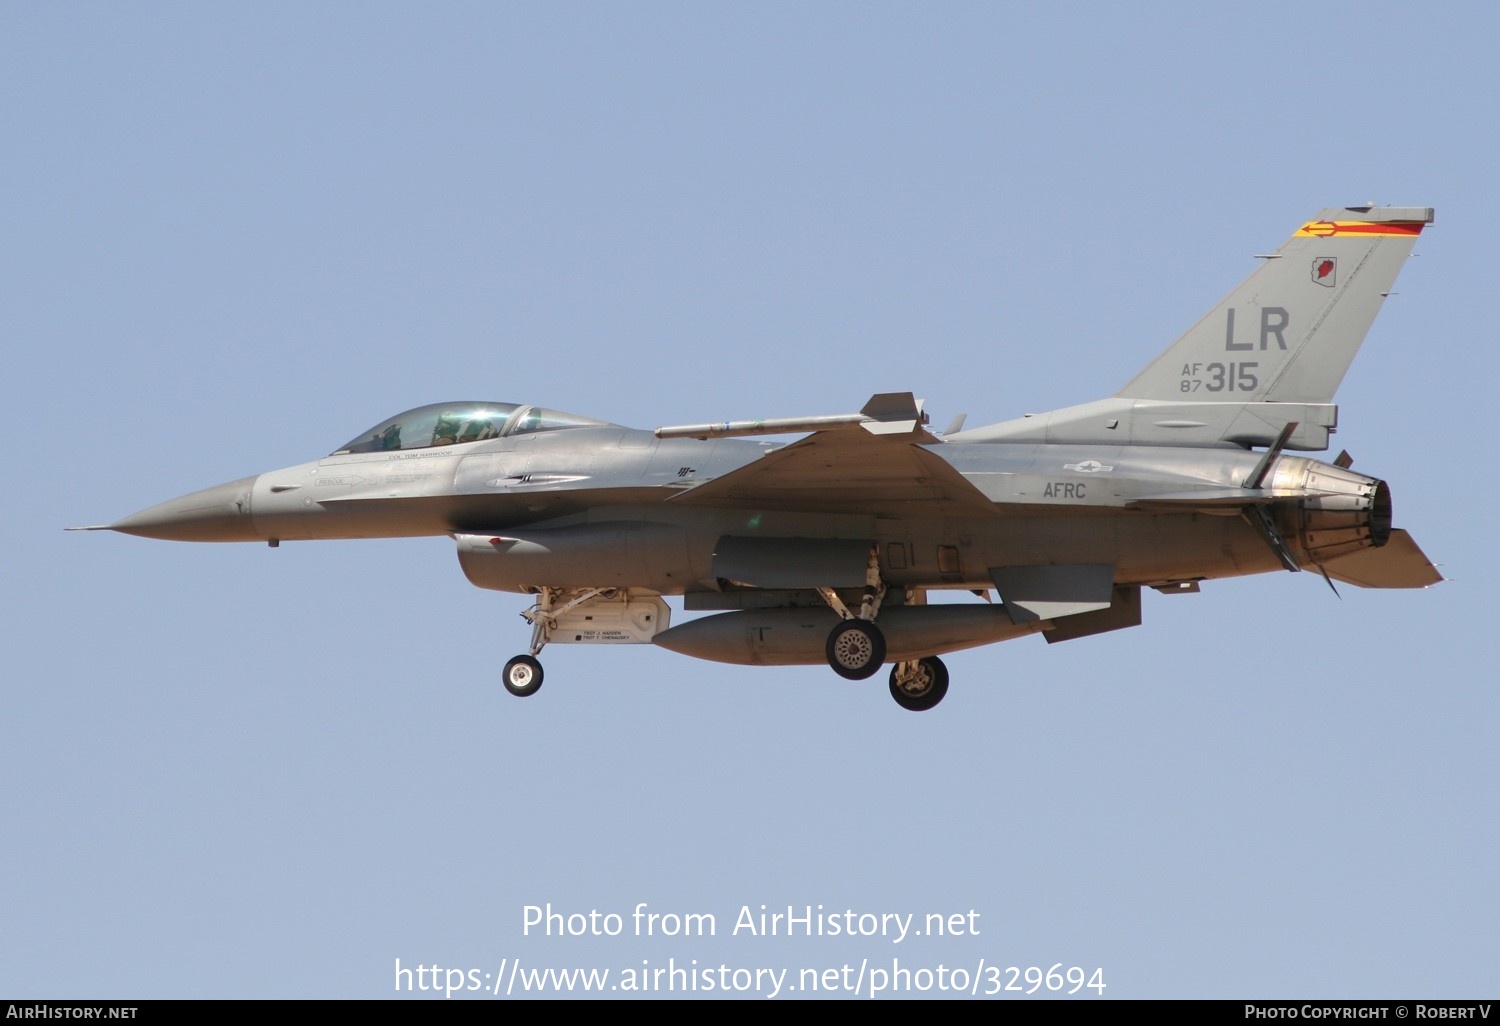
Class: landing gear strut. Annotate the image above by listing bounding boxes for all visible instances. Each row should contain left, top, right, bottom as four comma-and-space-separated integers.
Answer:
817, 545, 889, 681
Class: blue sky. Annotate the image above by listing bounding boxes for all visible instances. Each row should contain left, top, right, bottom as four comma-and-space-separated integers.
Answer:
4, 1, 1495, 999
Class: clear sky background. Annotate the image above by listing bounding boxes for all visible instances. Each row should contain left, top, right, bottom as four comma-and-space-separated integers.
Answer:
4, 1, 1495, 1000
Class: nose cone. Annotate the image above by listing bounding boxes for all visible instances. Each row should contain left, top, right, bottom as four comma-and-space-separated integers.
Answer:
110, 476, 261, 541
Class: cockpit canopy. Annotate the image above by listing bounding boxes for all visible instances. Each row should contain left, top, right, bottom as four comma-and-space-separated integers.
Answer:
332, 402, 611, 455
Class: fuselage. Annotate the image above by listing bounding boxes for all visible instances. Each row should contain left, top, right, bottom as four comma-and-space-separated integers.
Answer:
107, 420, 1387, 597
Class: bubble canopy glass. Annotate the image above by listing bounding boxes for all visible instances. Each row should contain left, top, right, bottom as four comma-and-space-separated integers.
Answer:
331, 402, 611, 455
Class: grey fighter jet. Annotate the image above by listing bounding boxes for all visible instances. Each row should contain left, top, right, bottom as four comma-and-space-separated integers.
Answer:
75, 205, 1441, 710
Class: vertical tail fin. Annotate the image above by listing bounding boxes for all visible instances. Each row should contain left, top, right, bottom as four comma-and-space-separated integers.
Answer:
957, 206, 1433, 449
1117, 206, 1433, 404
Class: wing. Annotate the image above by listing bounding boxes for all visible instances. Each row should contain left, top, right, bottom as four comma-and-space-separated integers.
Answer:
658, 393, 999, 517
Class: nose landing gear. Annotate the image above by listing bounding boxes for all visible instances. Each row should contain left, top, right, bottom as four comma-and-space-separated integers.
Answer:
502, 586, 610, 698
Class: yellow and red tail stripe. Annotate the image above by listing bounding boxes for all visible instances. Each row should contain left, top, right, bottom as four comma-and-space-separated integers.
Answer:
1295, 220, 1425, 238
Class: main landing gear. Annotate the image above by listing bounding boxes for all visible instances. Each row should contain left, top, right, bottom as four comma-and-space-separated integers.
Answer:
816, 545, 890, 681
888, 656, 949, 712
813, 547, 951, 710
826, 619, 886, 679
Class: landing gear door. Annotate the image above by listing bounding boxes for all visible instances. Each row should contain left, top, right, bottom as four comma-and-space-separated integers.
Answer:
550, 590, 672, 644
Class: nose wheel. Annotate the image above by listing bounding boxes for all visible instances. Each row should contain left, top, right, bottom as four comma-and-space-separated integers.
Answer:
502, 654, 544, 697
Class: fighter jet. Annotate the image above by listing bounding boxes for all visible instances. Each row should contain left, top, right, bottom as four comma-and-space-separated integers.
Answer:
74, 205, 1441, 710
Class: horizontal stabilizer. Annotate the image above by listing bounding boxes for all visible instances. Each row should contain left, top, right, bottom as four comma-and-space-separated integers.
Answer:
1320, 529, 1442, 588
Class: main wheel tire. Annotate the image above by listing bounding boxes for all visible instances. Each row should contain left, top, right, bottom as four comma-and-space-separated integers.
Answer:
502, 654, 544, 697
826, 619, 886, 680
888, 656, 949, 712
